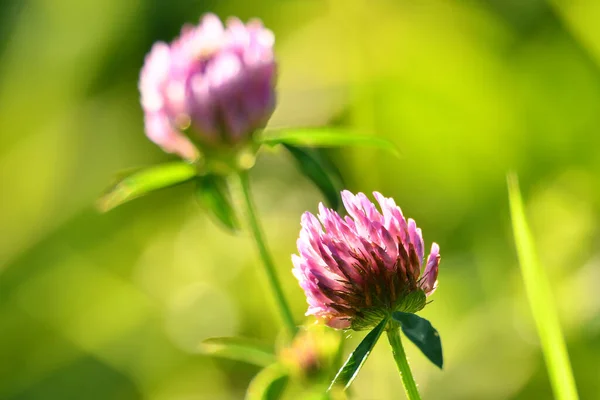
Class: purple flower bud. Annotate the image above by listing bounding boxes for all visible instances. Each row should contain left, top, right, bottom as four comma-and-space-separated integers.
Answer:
139, 14, 277, 160
293, 191, 441, 330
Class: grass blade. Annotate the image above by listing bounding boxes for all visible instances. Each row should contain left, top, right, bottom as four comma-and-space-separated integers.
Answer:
507, 173, 579, 400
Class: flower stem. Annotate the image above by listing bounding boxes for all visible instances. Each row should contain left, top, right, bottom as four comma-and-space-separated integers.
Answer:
387, 324, 421, 400
234, 170, 297, 336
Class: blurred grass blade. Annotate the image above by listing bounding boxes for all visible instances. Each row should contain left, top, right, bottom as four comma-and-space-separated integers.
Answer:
199, 337, 277, 367
328, 318, 387, 392
284, 144, 342, 209
245, 363, 289, 400
97, 161, 196, 212
259, 128, 400, 157
392, 312, 443, 369
507, 173, 579, 400
195, 175, 239, 231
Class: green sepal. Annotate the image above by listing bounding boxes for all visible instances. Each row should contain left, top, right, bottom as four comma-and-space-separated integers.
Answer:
350, 290, 426, 331
392, 312, 443, 369
395, 289, 426, 314
349, 308, 388, 332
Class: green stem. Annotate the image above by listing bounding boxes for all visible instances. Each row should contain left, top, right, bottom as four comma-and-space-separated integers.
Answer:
387, 324, 421, 400
234, 170, 297, 336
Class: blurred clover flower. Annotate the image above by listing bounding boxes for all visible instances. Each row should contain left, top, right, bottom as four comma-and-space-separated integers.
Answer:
293, 191, 440, 331
279, 324, 341, 382
139, 13, 276, 163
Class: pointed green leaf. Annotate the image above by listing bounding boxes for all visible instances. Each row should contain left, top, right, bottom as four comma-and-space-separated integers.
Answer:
392, 312, 443, 369
328, 318, 387, 392
284, 144, 341, 209
245, 363, 289, 400
199, 337, 277, 367
97, 161, 196, 212
259, 128, 399, 157
195, 175, 239, 231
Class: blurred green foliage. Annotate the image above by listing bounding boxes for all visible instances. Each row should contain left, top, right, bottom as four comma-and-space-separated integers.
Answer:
1, 0, 600, 399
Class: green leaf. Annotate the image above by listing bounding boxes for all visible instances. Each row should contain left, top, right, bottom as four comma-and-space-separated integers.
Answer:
245, 363, 289, 400
507, 173, 579, 400
392, 312, 443, 369
97, 161, 196, 212
328, 318, 387, 391
195, 175, 239, 231
259, 128, 400, 157
199, 337, 277, 367
284, 144, 342, 209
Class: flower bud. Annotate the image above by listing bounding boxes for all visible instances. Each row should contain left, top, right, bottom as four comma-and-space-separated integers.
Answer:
139, 14, 276, 162
279, 325, 341, 382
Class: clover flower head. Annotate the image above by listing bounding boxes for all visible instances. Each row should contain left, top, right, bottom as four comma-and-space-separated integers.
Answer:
139, 13, 276, 160
293, 191, 440, 330
279, 325, 341, 381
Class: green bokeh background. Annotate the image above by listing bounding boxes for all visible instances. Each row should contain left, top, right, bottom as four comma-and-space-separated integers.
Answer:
1, 0, 600, 398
